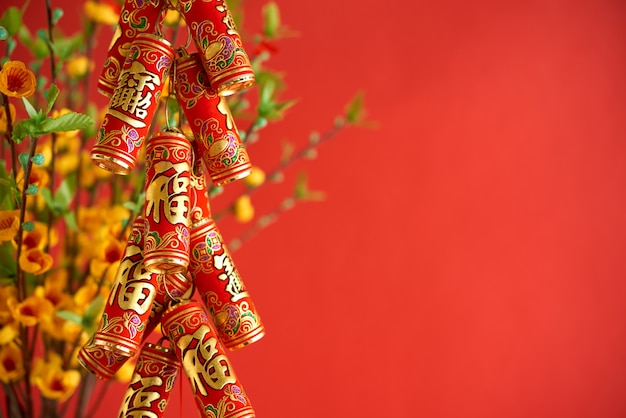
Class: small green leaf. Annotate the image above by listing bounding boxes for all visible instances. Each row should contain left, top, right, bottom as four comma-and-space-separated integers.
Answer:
40, 112, 93, 133
262, 2, 281, 38
31, 37, 49, 59
25, 184, 38, 195
44, 84, 60, 116
41, 187, 59, 214
31, 153, 45, 166
6, 37, 16, 55
18, 153, 29, 169
22, 221, 34, 232
52, 8, 63, 25
63, 211, 78, 231
56, 310, 82, 326
345, 91, 365, 124
82, 295, 105, 327
0, 162, 14, 210
55, 175, 76, 209
11, 119, 38, 143
1, 7, 22, 36
0, 26, 8, 40
21, 97, 38, 119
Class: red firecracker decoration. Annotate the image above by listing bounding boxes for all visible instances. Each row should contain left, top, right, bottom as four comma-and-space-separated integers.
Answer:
175, 52, 252, 187
92, 33, 175, 175
162, 300, 255, 418
143, 130, 192, 274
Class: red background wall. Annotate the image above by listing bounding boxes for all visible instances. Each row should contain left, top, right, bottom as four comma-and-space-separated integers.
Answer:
5, 0, 626, 416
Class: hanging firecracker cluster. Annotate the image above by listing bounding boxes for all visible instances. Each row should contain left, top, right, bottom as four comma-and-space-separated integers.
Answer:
78, 0, 262, 417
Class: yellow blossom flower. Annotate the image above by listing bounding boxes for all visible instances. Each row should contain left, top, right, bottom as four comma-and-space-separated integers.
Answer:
32, 355, 81, 401
16, 165, 50, 192
0, 61, 37, 98
73, 281, 99, 314
0, 286, 17, 323
40, 312, 84, 343
115, 360, 136, 383
22, 221, 57, 251
55, 152, 80, 176
84, 0, 119, 26
7, 288, 55, 326
233, 194, 254, 222
19, 247, 54, 275
0, 321, 19, 345
0, 210, 20, 242
66, 55, 92, 78
163, 8, 184, 27
0, 342, 24, 383
0, 102, 16, 133
243, 166, 266, 188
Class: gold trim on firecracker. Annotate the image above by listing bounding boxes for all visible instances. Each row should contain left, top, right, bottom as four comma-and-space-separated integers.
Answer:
190, 217, 216, 237
212, 165, 252, 187
97, 81, 116, 97
107, 109, 148, 129
90, 152, 133, 175
215, 75, 256, 97
225, 327, 266, 351
174, 52, 202, 72
134, 32, 174, 51
142, 343, 181, 366
77, 355, 113, 380
144, 256, 189, 274
222, 407, 256, 418
92, 334, 139, 355
207, 64, 254, 80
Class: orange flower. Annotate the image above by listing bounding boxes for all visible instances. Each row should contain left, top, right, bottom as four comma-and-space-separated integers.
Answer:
22, 221, 57, 251
19, 247, 54, 275
7, 288, 55, 326
65, 55, 92, 78
83, 0, 119, 26
0, 61, 37, 98
0, 102, 16, 133
0, 342, 24, 383
0, 286, 16, 323
0, 210, 20, 242
233, 195, 255, 222
32, 354, 81, 401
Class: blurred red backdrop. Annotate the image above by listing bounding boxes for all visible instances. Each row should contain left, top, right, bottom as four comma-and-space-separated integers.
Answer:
4, 0, 626, 417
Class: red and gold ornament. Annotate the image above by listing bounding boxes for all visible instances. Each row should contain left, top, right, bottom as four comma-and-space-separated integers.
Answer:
161, 300, 255, 418
189, 218, 265, 350
175, 52, 251, 187
98, 0, 167, 97
92, 33, 175, 175
90, 217, 158, 357
117, 342, 181, 418
177, 0, 255, 96
143, 130, 192, 274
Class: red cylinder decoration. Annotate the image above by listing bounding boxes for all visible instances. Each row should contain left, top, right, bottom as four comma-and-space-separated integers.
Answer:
175, 53, 251, 187
78, 336, 131, 380
98, 0, 166, 97
162, 300, 255, 417
189, 218, 265, 350
177, 0, 255, 96
189, 142, 212, 224
143, 130, 192, 274
91, 33, 175, 175
118, 342, 181, 418
91, 217, 158, 357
